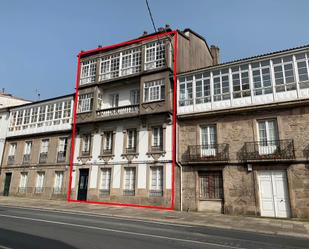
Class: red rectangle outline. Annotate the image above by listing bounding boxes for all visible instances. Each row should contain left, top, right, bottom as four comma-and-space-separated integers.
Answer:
67, 31, 178, 210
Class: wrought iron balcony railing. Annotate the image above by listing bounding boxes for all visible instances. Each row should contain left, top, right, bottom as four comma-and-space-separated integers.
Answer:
39, 152, 48, 163
7, 155, 15, 165
125, 147, 137, 154
23, 154, 31, 164
102, 149, 113, 155
96, 104, 139, 118
149, 189, 163, 197
81, 150, 91, 156
123, 189, 135, 196
187, 144, 229, 162
57, 151, 66, 163
242, 139, 295, 161
151, 145, 163, 152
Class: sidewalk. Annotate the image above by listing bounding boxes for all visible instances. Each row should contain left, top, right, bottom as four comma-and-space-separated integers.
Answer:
0, 196, 309, 239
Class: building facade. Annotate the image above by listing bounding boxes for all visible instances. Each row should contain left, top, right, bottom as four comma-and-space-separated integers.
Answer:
70, 28, 217, 207
0, 94, 74, 199
0, 92, 30, 173
177, 45, 309, 218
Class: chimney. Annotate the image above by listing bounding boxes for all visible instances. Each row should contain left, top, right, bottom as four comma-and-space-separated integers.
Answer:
142, 31, 148, 36
165, 24, 170, 30
158, 27, 164, 32
210, 45, 220, 65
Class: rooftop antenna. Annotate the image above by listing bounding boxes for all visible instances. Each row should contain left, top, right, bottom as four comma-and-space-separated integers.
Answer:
35, 89, 40, 101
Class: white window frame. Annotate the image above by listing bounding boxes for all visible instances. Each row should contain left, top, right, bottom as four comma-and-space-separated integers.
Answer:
40, 139, 49, 153
9, 143, 17, 156
257, 119, 279, 155
54, 171, 64, 193
130, 89, 139, 105
144, 79, 165, 102
100, 168, 111, 191
80, 60, 96, 85
272, 56, 296, 92
78, 93, 93, 113
36, 172, 45, 189
150, 166, 163, 192
24, 141, 32, 155
295, 52, 309, 89
200, 125, 217, 157
124, 167, 136, 191
19, 172, 28, 189
144, 41, 165, 70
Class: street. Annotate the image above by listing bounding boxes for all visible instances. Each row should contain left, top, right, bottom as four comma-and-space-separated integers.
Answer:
0, 205, 307, 249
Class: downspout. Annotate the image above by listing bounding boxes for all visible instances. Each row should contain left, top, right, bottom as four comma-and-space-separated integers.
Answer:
176, 161, 183, 211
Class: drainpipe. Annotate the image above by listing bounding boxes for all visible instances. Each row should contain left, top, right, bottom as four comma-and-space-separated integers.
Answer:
176, 161, 183, 211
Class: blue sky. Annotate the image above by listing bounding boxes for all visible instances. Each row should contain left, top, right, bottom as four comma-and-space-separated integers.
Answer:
1, 0, 309, 101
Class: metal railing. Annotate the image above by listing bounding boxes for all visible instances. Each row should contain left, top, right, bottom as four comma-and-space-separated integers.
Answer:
102, 149, 113, 155
96, 104, 139, 118
187, 144, 229, 162
7, 155, 15, 165
39, 152, 48, 163
57, 151, 66, 163
124, 147, 137, 154
22, 154, 31, 164
242, 139, 295, 161
151, 145, 163, 152
149, 190, 163, 197
123, 189, 135, 196
99, 189, 110, 197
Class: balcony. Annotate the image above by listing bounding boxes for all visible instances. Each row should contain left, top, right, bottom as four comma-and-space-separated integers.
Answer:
39, 152, 48, 164
23, 154, 31, 164
242, 139, 295, 161
149, 190, 163, 197
124, 147, 137, 154
102, 149, 113, 155
186, 144, 229, 162
151, 145, 164, 152
7, 155, 15, 165
57, 151, 66, 163
96, 105, 139, 119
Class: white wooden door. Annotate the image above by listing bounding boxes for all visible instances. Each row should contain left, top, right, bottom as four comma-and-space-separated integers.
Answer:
258, 171, 290, 218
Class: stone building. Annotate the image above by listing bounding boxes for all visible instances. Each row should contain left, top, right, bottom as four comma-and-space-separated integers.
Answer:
70, 27, 217, 207
176, 45, 309, 218
0, 94, 74, 199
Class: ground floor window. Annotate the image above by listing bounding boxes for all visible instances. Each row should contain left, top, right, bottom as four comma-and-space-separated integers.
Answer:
54, 171, 64, 194
123, 167, 135, 196
19, 172, 28, 193
35, 172, 45, 193
199, 171, 223, 199
100, 168, 111, 196
150, 166, 163, 196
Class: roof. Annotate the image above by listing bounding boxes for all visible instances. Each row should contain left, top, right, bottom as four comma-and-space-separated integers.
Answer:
9, 93, 75, 110
0, 92, 30, 102
178, 44, 309, 76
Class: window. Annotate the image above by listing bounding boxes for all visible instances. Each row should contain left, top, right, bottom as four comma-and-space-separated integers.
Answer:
126, 129, 137, 152
23, 109, 31, 125
54, 102, 63, 120
99, 54, 120, 80
213, 69, 230, 101
24, 141, 32, 155
40, 139, 49, 153
80, 60, 96, 85
100, 168, 111, 195
19, 172, 28, 193
121, 48, 142, 76
46, 104, 54, 121
258, 119, 279, 155
123, 167, 135, 195
38, 106, 46, 122
150, 166, 163, 196
78, 93, 93, 113
295, 52, 309, 89
8, 143, 16, 164
179, 76, 193, 106
130, 89, 139, 105
9, 143, 17, 156
16, 110, 23, 126
272, 56, 296, 92
144, 79, 165, 102
54, 171, 64, 194
145, 41, 165, 70
252, 61, 272, 95
200, 171, 223, 199
57, 137, 67, 162
31, 107, 38, 123
102, 131, 113, 154
63, 100, 72, 118
231, 65, 250, 98
35, 172, 45, 193
109, 94, 119, 108
82, 135, 91, 155
195, 73, 211, 104
9, 112, 17, 130
201, 125, 217, 157
152, 127, 163, 151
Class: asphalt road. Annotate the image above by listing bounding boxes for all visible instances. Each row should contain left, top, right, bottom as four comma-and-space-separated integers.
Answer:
0, 205, 308, 249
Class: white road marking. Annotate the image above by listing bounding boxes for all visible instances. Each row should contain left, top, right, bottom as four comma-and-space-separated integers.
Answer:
0, 213, 245, 249
0, 204, 193, 228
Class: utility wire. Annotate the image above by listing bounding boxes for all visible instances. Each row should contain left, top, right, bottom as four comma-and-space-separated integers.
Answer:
145, 0, 157, 33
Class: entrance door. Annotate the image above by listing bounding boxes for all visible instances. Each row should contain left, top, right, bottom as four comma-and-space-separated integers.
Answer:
258, 171, 290, 218
3, 173, 12, 196
77, 169, 89, 201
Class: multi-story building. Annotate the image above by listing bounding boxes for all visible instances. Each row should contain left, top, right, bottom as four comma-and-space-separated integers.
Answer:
177, 45, 309, 218
0, 94, 74, 199
0, 92, 30, 173
70, 27, 218, 207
